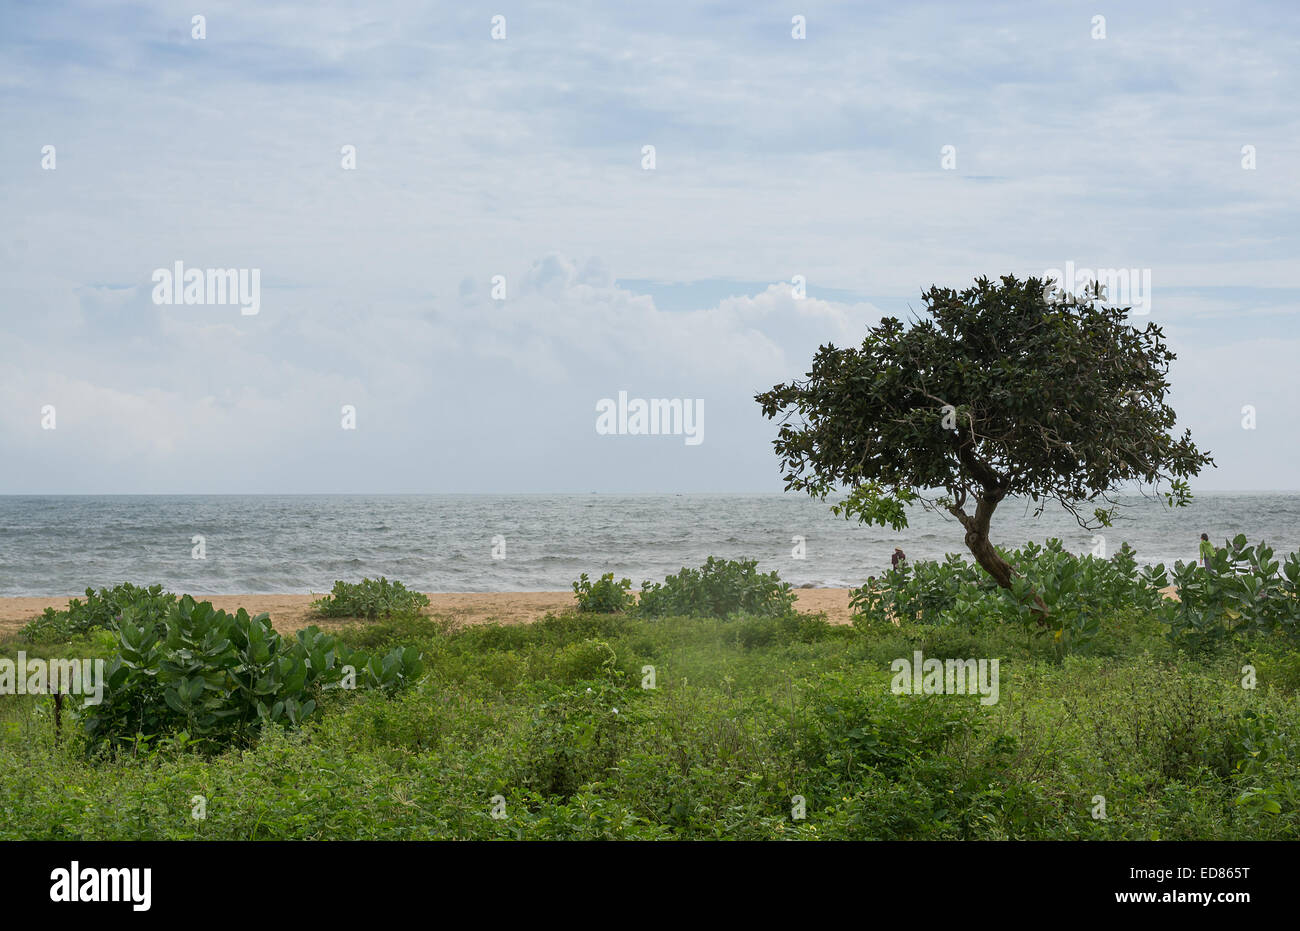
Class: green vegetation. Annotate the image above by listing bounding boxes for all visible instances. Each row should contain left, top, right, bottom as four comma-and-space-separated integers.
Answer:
1, 555, 1297, 840
20, 583, 176, 643
1163, 536, 1300, 650
756, 274, 1213, 603
572, 573, 634, 613
312, 577, 431, 620
853, 540, 1167, 655
83, 595, 422, 754
855, 536, 1300, 657
572, 558, 796, 618
637, 556, 795, 619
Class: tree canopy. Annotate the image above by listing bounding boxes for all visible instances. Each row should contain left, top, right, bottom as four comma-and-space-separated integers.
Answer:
755, 274, 1213, 597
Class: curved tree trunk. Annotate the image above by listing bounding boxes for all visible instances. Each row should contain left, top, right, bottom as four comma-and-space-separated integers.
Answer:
951, 492, 1050, 621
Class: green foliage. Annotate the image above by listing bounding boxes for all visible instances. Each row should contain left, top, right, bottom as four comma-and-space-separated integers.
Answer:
1231, 710, 1299, 816
637, 557, 795, 619
787, 678, 977, 781
757, 275, 1212, 598
852, 535, 1300, 660
20, 583, 176, 644
757, 274, 1212, 511
734, 612, 832, 649
572, 573, 634, 613
829, 482, 917, 531
333, 614, 448, 651
83, 595, 423, 752
1161, 535, 1300, 651
312, 577, 430, 620
548, 639, 620, 683
522, 683, 631, 799
852, 554, 995, 625
5, 565, 1300, 840
852, 540, 1168, 654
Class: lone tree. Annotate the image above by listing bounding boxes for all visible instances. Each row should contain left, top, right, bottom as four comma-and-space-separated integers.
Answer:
756, 275, 1213, 605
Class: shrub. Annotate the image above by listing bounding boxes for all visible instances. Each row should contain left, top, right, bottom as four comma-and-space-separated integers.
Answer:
83, 595, 424, 753
323, 687, 446, 754
335, 614, 448, 651
734, 613, 831, 649
20, 583, 176, 644
312, 577, 430, 620
475, 652, 530, 690
784, 678, 977, 784
637, 557, 795, 619
572, 573, 634, 613
1073, 658, 1242, 782
851, 540, 1170, 654
544, 639, 619, 684
1161, 536, 1300, 652
5, 589, 1300, 840
521, 683, 631, 799
851, 555, 996, 627
1251, 644, 1300, 694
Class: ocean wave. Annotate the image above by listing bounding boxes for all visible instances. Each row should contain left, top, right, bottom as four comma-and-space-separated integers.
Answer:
2, 494, 1298, 596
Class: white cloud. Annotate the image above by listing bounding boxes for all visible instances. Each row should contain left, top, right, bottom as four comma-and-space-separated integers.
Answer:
1, 1, 1297, 490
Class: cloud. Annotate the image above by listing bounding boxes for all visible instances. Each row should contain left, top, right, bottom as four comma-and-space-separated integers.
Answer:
0, 250, 887, 490
1, 1, 1297, 490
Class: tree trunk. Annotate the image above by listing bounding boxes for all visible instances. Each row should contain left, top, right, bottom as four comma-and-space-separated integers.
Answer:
951, 492, 1050, 621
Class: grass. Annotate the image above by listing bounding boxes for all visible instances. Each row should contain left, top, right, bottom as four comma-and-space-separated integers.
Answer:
1, 604, 1297, 839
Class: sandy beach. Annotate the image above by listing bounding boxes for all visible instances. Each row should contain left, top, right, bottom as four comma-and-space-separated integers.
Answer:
0, 588, 858, 638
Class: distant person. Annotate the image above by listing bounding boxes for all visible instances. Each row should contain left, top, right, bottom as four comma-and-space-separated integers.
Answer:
1199, 533, 1213, 569
891, 548, 907, 570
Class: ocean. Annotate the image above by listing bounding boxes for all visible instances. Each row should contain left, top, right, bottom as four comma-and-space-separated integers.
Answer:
0, 493, 1297, 597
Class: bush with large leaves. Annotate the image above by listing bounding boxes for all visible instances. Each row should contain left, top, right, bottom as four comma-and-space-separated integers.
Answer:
852, 536, 1300, 655
82, 595, 424, 753
853, 540, 1167, 652
1160, 535, 1300, 651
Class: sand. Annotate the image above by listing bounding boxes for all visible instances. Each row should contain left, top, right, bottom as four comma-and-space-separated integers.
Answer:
0, 588, 858, 638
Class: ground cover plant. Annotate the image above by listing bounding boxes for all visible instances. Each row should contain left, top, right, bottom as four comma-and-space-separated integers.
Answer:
1, 550, 1297, 840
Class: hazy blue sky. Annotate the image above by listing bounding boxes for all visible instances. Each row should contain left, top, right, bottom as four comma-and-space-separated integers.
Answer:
2, 1, 1297, 493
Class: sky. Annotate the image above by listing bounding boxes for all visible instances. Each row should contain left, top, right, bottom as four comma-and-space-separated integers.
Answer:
1, 0, 1297, 493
